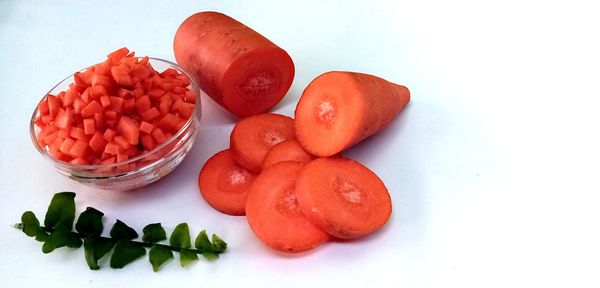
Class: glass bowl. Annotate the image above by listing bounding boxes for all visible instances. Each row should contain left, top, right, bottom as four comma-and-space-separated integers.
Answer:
30, 58, 201, 191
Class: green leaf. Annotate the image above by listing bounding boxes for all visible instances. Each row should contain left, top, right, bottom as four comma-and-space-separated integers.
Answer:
35, 230, 49, 242
194, 230, 212, 251
44, 192, 76, 230
202, 252, 219, 260
42, 225, 71, 253
179, 249, 198, 267
75, 207, 104, 235
142, 223, 167, 243
211, 234, 227, 252
66, 233, 83, 248
169, 223, 191, 248
110, 240, 146, 269
21, 211, 41, 237
110, 220, 138, 240
83, 235, 115, 270
149, 245, 173, 272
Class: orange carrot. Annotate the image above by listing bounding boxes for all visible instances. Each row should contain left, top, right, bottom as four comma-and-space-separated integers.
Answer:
229, 113, 295, 172
246, 161, 329, 252
197, 149, 257, 216
294, 71, 410, 156
294, 157, 392, 239
261, 139, 315, 170
174, 11, 295, 117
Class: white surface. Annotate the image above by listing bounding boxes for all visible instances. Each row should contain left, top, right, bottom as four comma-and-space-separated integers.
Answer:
1, 0, 599, 287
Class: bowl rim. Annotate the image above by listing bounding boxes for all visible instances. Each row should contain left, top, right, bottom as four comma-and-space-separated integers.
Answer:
29, 57, 202, 171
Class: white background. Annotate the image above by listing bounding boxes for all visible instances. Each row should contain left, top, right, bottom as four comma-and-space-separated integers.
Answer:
1, 0, 599, 287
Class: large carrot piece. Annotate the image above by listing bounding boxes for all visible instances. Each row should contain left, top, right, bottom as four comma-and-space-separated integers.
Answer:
198, 149, 257, 216
246, 161, 329, 253
230, 113, 295, 172
261, 139, 315, 170
294, 71, 410, 157
295, 157, 392, 239
174, 11, 295, 117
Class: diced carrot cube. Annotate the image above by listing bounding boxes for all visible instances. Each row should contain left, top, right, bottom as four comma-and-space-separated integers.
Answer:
151, 128, 167, 144
104, 110, 118, 120
83, 118, 95, 135
184, 90, 196, 103
111, 64, 134, 87
157, 113, 179, 132
38, 100, 50, 116
94, 59, 112, 76
43, 131, 59, 145
113, 135, 132, 150
177, 102, 194, 119
141, 107, 160, 121
159, 95, 173, 115
117, 88, 134, 98
133, 86, 145, 98
104, 142, 120, 155
58, 129, 70, 138
59, 137, 76, 155
140, 134, 156, 150
94, 112, 104, 130
81, 100, 103, 118
116, 154, 129, 163
63, 89, 78, 107
123, 98, 135, 113
175, 119, 187, 131
103, 128, 116, 142
109, 96, 124, 112
101, 156, 116, 164
70, 158, 90, 165
100, 95, 111, 108
69, 140, 89, 158
73, 97, 88, 114
89, 85, 108, 99
159, 81, 174, 92
147, 88, 165, 99
107, 47, 130, 64
91, 73, 114, 89
89, 132, 107, 153
131, 65, 151, 80
160, 68, 179, 78
55, 108, 73, 129
176, 74, 191, 87
47, 95, 61, 117
135, 95, 151, 113
139, 121, 154, 134
69, 127, 88, 141
117, 116, 139, 145
172, 86, 187, 94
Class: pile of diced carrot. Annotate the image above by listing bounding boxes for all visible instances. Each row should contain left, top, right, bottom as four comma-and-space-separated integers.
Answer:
33, 48, 196, 166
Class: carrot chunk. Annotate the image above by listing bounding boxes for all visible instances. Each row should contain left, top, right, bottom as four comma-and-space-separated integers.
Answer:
294, 71, 410, 156
117, 116, 139, 145
198, 149, 257, 216
245, 161, 328, 252
295, 157, 392, 239
230, 113, 295, 172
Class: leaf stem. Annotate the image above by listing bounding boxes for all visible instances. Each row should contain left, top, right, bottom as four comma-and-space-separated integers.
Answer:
14, 223, 221, 255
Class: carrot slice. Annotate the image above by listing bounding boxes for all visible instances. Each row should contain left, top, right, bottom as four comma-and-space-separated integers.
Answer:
294, 71, 410, 156
174, 11, 295, 117
230, 113, 295, 172
246, 161, 329, 252
197, 149, 257, 216
295, 157, 392, 239
261, 139, 315, 170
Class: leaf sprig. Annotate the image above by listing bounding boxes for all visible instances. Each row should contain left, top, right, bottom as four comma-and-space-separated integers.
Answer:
15, 192, 227, 271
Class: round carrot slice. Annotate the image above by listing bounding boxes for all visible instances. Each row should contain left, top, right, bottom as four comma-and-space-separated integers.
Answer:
198, 149, 257, 216
230, 113, 295, 172
295, 157, 392, 239
246, 161, 329, 253
261, 139, 315, 170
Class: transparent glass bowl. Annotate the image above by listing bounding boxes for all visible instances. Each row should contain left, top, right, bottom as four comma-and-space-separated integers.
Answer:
30, 58, 201, 191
